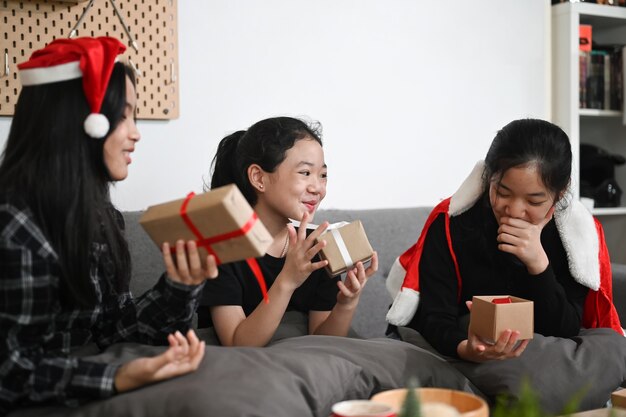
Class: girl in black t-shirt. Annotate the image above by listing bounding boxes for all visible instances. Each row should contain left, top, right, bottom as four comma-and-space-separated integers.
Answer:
199, 117, 378, 346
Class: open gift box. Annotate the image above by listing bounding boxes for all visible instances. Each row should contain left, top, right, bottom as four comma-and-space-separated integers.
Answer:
468, 295, 534, 344
139, 184, 273, 267
315, 220, 374, 276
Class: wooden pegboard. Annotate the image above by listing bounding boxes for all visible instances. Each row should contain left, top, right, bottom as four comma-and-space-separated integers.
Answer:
0, 0, 179, 119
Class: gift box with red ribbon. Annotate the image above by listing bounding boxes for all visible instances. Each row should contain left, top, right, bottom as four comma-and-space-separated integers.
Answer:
315, 220, 374, 276
468, 295, 534, 344
139, 184, 273, 267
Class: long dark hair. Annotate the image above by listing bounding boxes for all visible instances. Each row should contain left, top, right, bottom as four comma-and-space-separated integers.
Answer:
484, 118, 572, 205
209, 116, 322, 206
0, 62, 134, 307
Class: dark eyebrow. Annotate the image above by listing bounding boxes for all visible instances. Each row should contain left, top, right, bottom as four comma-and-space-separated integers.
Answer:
297, 161, 327, 169
498, 182, 547, 198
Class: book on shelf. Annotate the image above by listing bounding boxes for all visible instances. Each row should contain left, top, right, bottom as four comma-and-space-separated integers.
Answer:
578, 41, 624, 111
580, 24, 592, 52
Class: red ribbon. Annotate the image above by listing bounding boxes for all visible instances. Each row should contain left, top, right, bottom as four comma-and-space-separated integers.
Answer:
246, 258, 269, 304
492, 297, 512, 304
178, 192, 269, 302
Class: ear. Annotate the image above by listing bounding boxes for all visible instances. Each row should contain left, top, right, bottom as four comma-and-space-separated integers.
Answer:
247, 164, 266, 193
555, 180, 571, 205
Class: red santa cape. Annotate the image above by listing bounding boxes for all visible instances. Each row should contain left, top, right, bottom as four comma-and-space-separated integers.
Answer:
386, 161, 624, 336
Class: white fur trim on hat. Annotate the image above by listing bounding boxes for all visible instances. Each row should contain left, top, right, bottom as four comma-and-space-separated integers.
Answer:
19, 61, 82, 86
449, 161, 485, 217
84, 113, 110, 139
554, 199, 600, 290
386, 288, 420, 326
386, 257, 407, 299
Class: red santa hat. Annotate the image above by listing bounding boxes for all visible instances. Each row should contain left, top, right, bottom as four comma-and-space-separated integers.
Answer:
17, 37, 126, 139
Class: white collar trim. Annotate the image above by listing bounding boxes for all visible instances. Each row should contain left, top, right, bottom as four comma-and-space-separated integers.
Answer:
448, 160, 600, 290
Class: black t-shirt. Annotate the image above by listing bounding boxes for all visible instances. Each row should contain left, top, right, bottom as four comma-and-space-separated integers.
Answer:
197, 251, 340, 329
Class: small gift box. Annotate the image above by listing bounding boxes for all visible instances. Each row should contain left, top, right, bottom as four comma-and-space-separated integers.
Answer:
612, 388, 626, 409
468, 295, 534, 344
315, 220, 374, 276
139, 184, 273, 267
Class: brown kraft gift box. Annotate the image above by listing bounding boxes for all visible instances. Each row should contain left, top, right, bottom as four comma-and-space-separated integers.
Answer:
139, 184, 273, 267
468, 295, 534, 344
315, 220, 374, 276
612, 388, 626, 409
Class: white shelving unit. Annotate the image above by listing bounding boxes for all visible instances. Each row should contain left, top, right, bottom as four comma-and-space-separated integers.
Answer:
579, 108, 622, 117
552, 3, 626, 263
552, 2, 626, 217
591, 206, 626, 215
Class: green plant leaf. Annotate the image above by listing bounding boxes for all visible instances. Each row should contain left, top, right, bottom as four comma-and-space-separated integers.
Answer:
399, 377, 421, 417
491, 376, 584, 417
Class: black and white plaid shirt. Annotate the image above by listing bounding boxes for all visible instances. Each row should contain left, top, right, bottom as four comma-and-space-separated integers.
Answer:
0, 199, 204, 415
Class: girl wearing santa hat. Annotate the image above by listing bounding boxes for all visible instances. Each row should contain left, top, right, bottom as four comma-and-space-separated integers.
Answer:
199, 117, 378, 347
0, 37, 217, 414
386, 118, 626, 412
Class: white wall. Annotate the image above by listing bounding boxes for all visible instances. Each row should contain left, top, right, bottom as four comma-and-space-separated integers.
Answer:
0, 0, 550, 211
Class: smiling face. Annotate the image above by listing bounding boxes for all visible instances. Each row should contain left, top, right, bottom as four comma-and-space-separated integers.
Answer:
258, 137, 327, 222
488, 164, 556, 225
103, 76, 140, 181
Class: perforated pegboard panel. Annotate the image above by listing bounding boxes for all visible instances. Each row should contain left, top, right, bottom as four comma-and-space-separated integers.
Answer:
0, 0, 179, 119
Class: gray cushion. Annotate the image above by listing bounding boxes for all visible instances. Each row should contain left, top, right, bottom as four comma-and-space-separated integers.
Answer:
9, 342, 368, 417
399, 326, 626, 414
9, 336, 477, 417
612, 263, 626, 323
455, 328, 626, 414
123, 211, 164, 298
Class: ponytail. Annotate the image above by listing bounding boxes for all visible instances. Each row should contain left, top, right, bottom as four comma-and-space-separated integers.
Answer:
210, 129, 246, 188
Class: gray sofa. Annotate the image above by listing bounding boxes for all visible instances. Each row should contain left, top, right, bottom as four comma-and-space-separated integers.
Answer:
125, 206, 626, 337
12, 207, 626, 417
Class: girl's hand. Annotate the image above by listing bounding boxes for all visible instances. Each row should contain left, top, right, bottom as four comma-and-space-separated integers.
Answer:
458, 300, 529, 363
162, 240, 219, 286
278, 211, 329, 291
336, 251, 379, 307
496, 206, 555, 275
114, 330, 205, 392
457, 329, 529, 363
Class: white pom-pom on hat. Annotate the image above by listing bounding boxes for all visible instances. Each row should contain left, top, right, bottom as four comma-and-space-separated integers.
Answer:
17, 37, 126, 139
84, 113, 110, 139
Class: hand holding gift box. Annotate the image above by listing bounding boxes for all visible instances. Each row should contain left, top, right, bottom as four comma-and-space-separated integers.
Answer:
314, 220, 374, 276
139, 184, 273, 265
468, 295, 534, 345
139, 184, 274, 299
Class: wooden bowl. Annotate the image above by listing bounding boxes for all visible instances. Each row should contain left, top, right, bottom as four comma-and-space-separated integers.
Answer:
371, 388, 488, 417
